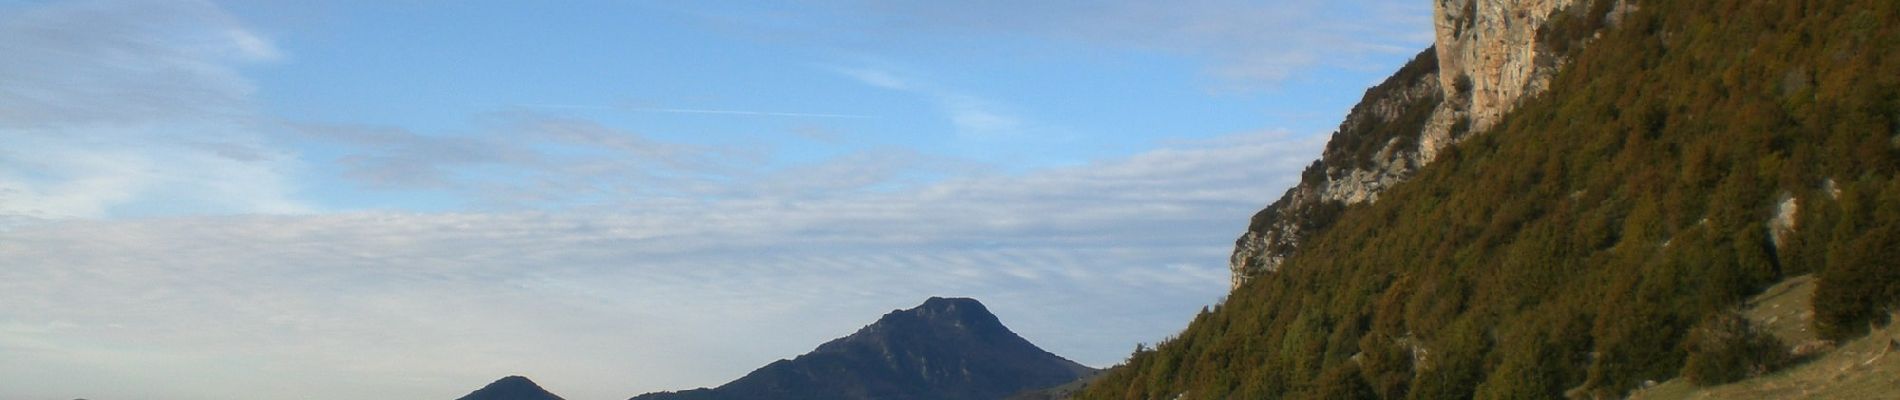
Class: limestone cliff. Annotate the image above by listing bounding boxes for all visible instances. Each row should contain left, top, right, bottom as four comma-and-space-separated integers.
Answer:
1228, 49, 1445, 288
1230, 0, 1626, 287
1432, 0, 1577, 136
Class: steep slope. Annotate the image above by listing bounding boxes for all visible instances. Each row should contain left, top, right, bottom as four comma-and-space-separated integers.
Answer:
456, 376, 566, 400
1637, 320, 1900, 400
632, 297, 1094, 400
1229, 0, 1615, 288
1227, 47, 1445, 288
1082, 0, 1899, 399
1628, 277, 1900, 399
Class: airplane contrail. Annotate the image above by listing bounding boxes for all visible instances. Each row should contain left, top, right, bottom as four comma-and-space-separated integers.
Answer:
518, 104, 876, 119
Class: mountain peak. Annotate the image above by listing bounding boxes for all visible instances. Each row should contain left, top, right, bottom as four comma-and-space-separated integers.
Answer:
920, 295, 980, 308
911, 296, 993, 320
632, 297, 1093, 400
457, 375, 564, 400
911, 296, 992, 320
813, 296, 1012, 356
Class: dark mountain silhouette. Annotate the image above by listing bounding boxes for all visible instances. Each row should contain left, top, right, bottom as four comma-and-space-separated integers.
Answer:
456, 375, 565, 400
632, 297, 1095, 400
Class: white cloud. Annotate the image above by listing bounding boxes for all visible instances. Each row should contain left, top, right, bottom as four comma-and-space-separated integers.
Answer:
0, 131, 304, 218
290, 115, 774, 208
225, 28, 283, 61
939, 93, 1023, 136
831, 66, 1024, 137
0, 130, 1324, 400
0, 0, 274, 127
830, 67, 912, 91
0, 0, 301, 218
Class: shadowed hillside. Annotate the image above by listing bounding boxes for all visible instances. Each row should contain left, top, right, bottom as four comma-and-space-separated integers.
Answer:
457, 376, 566, 400
633, 297, 1094, 400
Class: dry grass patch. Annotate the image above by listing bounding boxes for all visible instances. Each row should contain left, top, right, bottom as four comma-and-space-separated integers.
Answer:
1632, 276, 1900, 400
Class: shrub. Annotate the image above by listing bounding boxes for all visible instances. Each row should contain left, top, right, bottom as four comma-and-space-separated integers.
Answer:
1813, 223, 1900, 340
1308, 363, 1377, 400
1680, 311, 1789, 386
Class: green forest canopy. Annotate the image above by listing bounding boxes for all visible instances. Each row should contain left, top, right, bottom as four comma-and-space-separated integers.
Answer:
1077, 0, 1900, 398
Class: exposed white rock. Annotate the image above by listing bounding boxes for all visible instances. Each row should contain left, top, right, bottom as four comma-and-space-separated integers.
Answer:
1435, 0, 1578, 133
1229, 0, 1621, 288
1770, 193, 1798, 251
1229, 62, 1441, 288
1415, 101, 1468, 166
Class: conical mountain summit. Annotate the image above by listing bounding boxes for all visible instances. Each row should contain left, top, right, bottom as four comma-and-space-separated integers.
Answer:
457, 375, 565, 400
632, 297, 1094, 400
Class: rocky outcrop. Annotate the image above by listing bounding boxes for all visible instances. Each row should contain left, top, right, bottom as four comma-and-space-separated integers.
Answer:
1769, 193, 1798, 250
1230, 0, 1626, 288
1229, 49, 1446, 288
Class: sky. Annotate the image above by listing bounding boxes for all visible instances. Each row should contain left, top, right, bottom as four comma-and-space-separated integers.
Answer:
0, 1, 1432, 399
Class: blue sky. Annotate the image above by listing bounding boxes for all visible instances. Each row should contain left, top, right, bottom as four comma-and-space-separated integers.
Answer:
0, 1, 1430, 399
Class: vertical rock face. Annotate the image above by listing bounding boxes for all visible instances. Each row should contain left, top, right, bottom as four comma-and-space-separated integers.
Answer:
1434, 0, 1577, 135
1230, 0, 1614, 288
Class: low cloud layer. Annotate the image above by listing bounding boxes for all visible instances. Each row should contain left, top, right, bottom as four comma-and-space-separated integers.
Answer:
0, 1, 1360, 399
0, 131, 1321, 400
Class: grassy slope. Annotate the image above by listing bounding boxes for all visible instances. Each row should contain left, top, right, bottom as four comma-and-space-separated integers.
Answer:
1633, 277, 1900, 400
1077, 0, 1900, 399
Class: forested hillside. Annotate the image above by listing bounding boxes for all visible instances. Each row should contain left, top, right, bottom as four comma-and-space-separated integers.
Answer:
1077, 0, 1900, 398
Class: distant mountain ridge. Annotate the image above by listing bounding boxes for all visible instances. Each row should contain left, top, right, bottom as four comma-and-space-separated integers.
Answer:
631, 297, 1094, 400
457, 376, 565, 400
